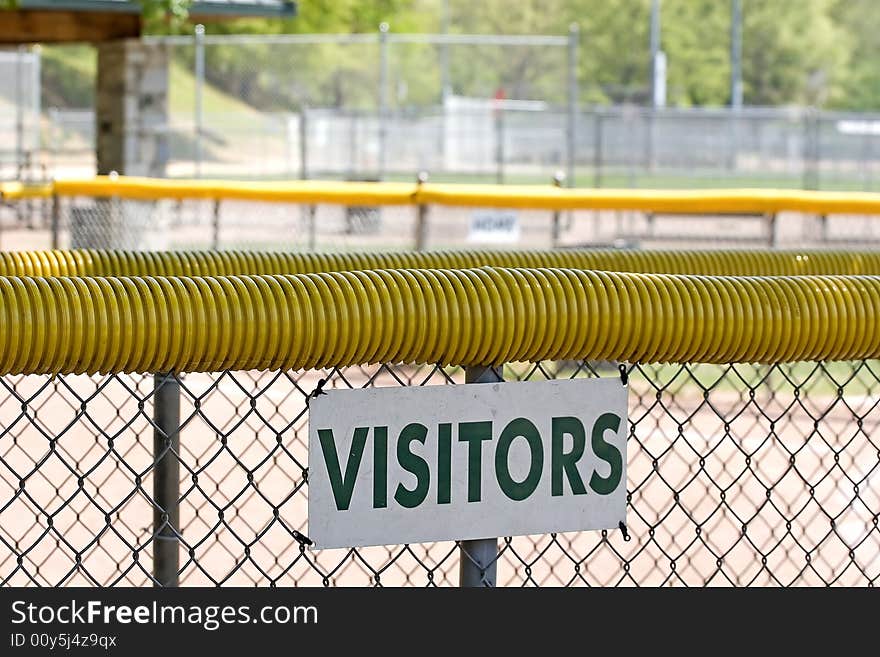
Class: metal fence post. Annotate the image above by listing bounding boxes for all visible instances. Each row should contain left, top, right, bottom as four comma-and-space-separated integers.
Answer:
414, 171, 429, 250
593, 109, 603, 188
15, 45, 24, 177
300, 107, 309, 180
378, 22, 390, 180
194, 24, 205, 179
153, 372, 181, 587
211, 198, 221, 250
50, 192, 60, 250
495, 107, 505, 185
459, 365, 502, 587
566, 23, 579, 188
551, 171, 564, 247
766, 212, 777, 248
803, 108, 820, 191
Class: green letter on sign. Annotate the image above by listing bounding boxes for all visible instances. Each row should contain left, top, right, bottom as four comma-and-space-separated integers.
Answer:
458, 421, 493, 502
437, 423, 452, 504
318, 427, 369, 511
373, 426, 388, 509
589, 413, 623, 495
551, 417, 587, 496
395, 423, 430, 508
496, 418, 543, 501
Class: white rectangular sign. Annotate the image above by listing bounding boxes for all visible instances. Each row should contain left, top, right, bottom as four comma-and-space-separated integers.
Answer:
308, 378, 627, 549
468, 210, 520, 243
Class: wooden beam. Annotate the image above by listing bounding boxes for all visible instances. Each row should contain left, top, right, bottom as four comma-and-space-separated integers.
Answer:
0, 10, 141, 44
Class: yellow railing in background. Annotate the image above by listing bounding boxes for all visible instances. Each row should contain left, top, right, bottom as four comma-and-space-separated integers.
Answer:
6, 176, 880, 214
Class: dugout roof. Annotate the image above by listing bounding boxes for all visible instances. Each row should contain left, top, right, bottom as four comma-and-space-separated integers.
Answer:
1, 0, 296, 43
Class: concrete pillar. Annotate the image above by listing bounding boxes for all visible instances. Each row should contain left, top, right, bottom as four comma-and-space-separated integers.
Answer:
85, 39, 169, 249
96, 39, 169, 177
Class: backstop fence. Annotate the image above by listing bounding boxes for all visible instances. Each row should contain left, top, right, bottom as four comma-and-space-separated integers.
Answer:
7, 177, 880, 252
0, 264, 878, 586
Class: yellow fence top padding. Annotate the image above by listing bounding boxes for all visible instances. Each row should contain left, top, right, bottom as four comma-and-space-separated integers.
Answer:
416, 184, 880, 214
3, 248, 880, 278
52, 177, 417, 205
0, 181, 53, 201
6, 175, 880, 214
0, 268, 878, 375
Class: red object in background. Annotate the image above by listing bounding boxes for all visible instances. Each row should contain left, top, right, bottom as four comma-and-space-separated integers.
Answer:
492, 87, 506, 117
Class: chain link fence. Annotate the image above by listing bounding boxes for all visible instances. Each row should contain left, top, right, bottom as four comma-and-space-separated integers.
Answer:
0, 47, 40, 181
4, 195, 880, 253
1, 359, 877, 586
6, 32, 880, 190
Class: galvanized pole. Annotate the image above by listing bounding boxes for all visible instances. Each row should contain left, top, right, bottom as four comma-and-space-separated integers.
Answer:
440, 0, 451, 106
414, 171, 429, 250
593, 109, 603, 188
647, 0, 663, 172
459, 365, 501, 587
50, 193, 60, 250
211, 199, 221, 250
194, 24, 205, 178
378, 22, 390, 181
650, 0, 661, 102
300, 108, 317, 249
300, 107, 309, 180
566, 24, 579, 188
32, 46, 41, 171
440, 0, 451, 170
153, 373, 181, 587
727, 0, 743, 171
551, 171, 564, 247
730, 0, 743, 110
495, 108, 504, 185
14, 46, 24, 177
307, 205, 317, 251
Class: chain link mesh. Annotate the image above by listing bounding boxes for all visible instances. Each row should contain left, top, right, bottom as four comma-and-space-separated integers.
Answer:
5, 196, 880, 252
1, 359, 877, 586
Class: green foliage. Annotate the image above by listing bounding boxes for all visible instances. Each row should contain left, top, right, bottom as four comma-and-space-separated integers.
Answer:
139, 0, 193, 33
18, 0, 880, 111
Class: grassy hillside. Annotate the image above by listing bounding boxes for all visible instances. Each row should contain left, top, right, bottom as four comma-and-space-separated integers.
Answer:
40, 45, 258, 117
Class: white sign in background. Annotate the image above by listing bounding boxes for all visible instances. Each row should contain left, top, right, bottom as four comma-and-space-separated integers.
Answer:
308, 378, 628, 549
468, 210, 520, 244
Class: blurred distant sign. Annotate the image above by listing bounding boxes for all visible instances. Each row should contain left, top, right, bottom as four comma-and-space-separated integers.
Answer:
837, 120, 880, 135
468, 210, 520, 244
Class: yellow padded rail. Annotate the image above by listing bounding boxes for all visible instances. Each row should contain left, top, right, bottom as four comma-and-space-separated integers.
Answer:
5, 176, 880, 214
0, 181, 54, 201
0, 268, 878, 375
2, 248, 880, 278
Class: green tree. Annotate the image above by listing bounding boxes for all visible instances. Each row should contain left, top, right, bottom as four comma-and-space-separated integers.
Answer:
741, 0, 847, 106
830, 0, 880, 110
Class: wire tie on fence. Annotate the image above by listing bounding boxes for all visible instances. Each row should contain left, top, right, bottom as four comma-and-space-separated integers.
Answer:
292, 530, 313, 547
618, 364, 629, 386
306, 378, 328, 407
618, 521, 630, 542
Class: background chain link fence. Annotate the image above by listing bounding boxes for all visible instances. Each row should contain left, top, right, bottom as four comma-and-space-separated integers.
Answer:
5, 35, 880, 190
4, 196, 880, 253
1, 359, 878, 586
